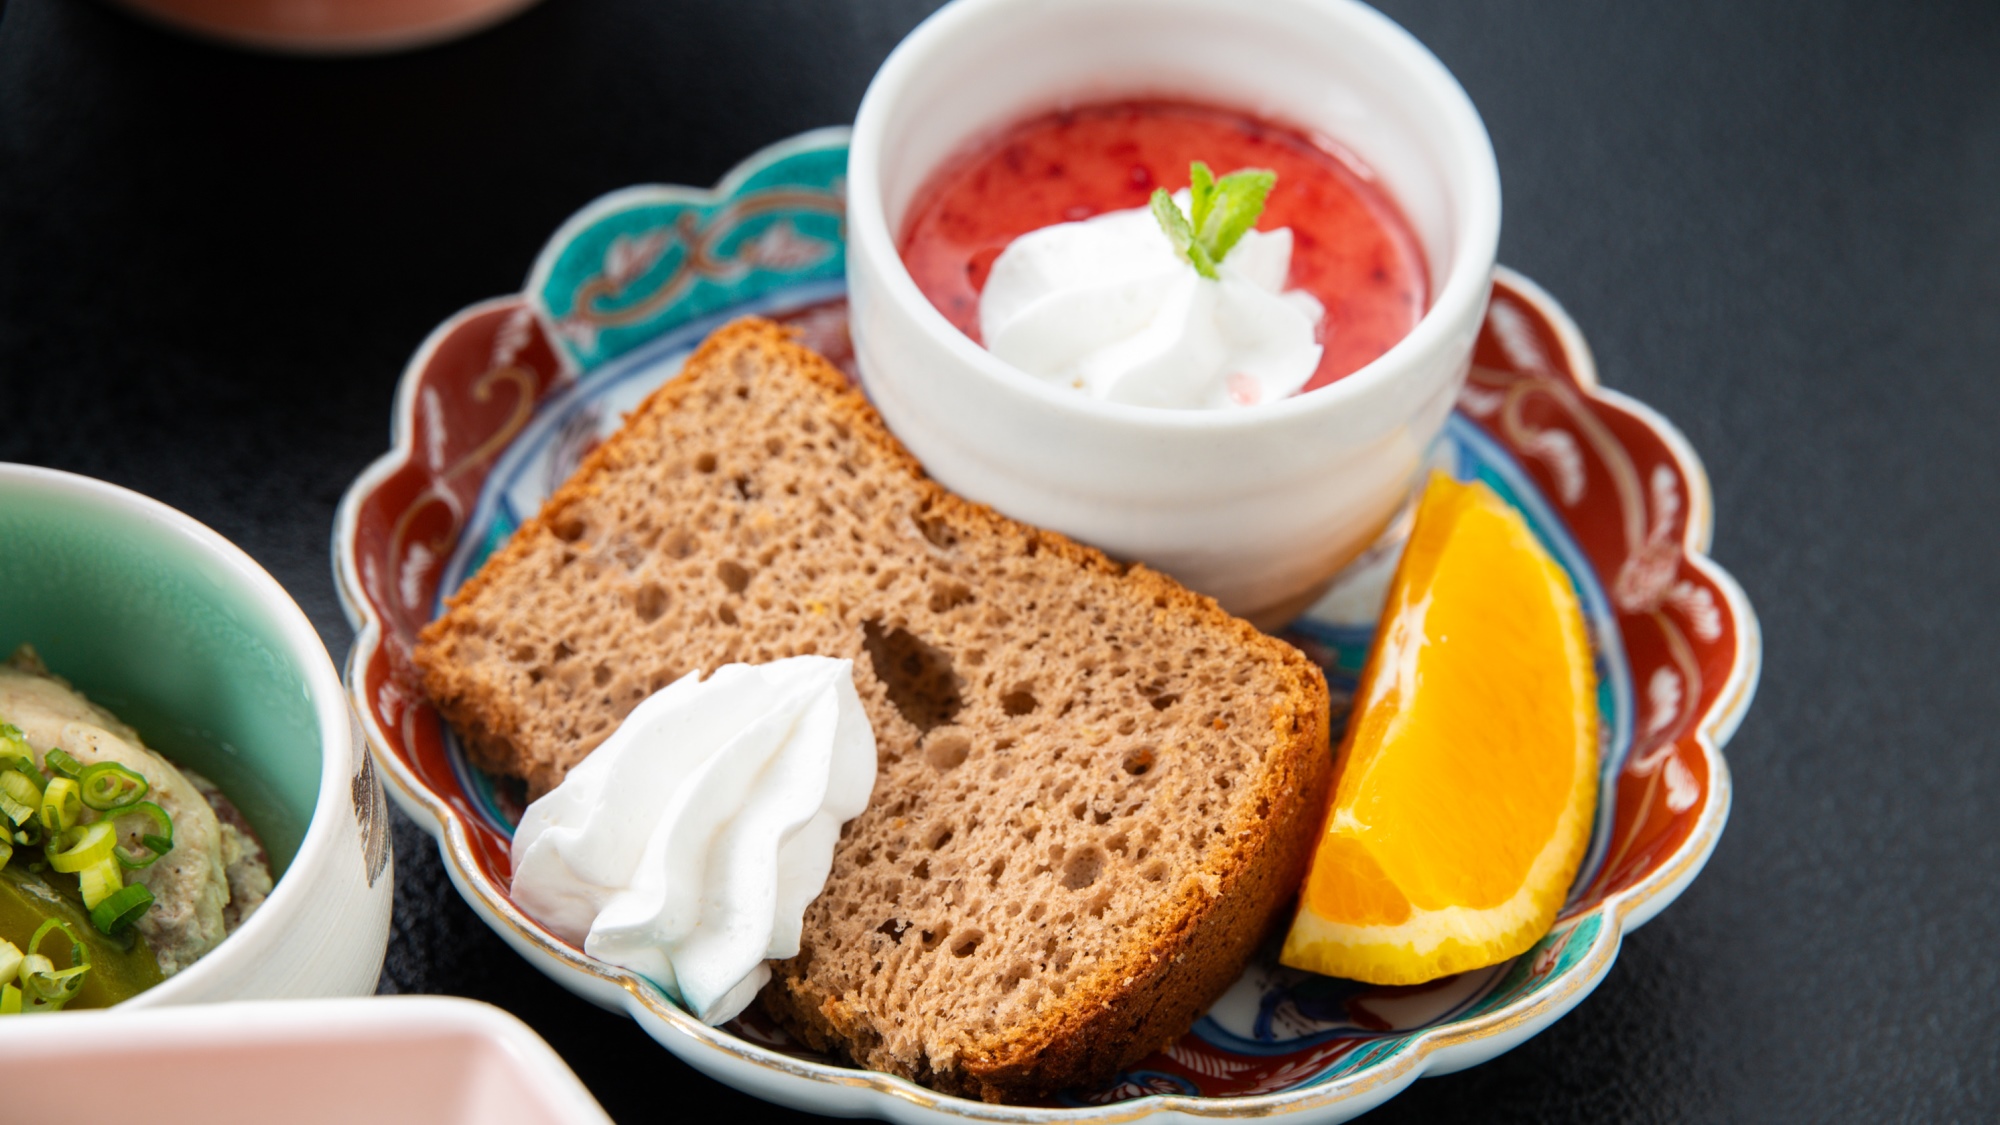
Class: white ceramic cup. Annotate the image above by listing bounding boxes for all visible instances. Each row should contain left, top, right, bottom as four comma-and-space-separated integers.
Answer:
847, 0, 1500, 625
0, 465, 392, 1006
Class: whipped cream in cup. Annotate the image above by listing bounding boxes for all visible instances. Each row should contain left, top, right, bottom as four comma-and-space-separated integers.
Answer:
979, 192, 1326, 410
509, 657, 877, 1025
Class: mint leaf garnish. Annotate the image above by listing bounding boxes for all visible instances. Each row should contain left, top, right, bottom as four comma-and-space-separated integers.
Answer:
1150, 188, 1215, 279
1202, 167, 1276, 262
1187, 161, 1218, 234
1151, 161, 1277, 280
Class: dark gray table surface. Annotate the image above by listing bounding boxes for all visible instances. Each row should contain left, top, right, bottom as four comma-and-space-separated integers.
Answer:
3, 0, 1995, 1120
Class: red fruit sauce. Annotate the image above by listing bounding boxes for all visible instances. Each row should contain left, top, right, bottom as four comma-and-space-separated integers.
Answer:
898, 100, 1430, 393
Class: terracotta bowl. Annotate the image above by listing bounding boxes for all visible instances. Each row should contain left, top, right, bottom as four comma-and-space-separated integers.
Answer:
110, 0, 543, 54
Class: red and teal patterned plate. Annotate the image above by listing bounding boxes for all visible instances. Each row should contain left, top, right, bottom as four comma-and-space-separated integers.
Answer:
334, 129, 1759, 1123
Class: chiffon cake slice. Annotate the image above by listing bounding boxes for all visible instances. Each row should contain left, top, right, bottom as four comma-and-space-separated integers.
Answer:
413, 318, 1332, 1102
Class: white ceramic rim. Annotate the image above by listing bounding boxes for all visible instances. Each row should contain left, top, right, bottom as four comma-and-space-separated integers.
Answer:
846, 0, 1502, 435
0, 463, 357, 1007
332, 267, 1761, 1123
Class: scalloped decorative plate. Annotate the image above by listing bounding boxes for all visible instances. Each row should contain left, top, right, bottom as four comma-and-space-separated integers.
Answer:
334, 129, 1759, 1123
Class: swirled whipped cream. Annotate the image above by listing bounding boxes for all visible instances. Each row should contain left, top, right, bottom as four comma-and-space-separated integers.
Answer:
509, 657, 877, 1025
978, 192, 1325, 409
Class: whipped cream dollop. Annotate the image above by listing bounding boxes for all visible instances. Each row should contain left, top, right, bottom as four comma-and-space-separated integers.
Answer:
977, 191, 1325, 409
510, 657, 877, 1025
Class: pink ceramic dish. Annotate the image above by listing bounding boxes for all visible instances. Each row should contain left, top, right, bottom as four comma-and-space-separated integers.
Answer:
0, 996, 611, 1124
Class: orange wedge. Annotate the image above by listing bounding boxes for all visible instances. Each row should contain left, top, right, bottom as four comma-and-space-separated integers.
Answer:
1280, 473, 1598, 985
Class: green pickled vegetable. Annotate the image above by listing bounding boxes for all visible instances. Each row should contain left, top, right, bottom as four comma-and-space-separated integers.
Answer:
0, 867, 160, 1008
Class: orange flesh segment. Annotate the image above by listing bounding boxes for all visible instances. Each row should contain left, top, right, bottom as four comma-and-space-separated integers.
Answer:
1304, 835, 1411, 927
1282, 473, 1598, 985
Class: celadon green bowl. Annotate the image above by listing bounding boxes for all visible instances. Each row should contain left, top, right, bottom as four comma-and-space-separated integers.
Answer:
0, 464, 391, 1006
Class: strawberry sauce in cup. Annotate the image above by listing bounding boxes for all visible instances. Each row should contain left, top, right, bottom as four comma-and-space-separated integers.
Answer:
899, 100, 1429, 392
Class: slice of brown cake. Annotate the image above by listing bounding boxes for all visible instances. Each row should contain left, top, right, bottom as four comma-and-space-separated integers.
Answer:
414, 318, 1331, 1102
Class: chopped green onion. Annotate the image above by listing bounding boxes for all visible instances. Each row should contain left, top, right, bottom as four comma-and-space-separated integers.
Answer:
38, 777, 80, 833
5, 755, 43, 787
0, 984, 18, 1015
89, 883, 154, 936
0, 726, 37, 782
29, 917, 81, 961
0, 836, 11, 868
112, 802, 174, 869
15, 920, 87, 1011
47, 820, 115, 873
18, 953, 84, 1006
0, 940, 20, 986
10, 822, 42, 848
77, 762, 147, 811
41, 748, 83, 780
0, 770, 41, 825
77, 856, 122, 910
